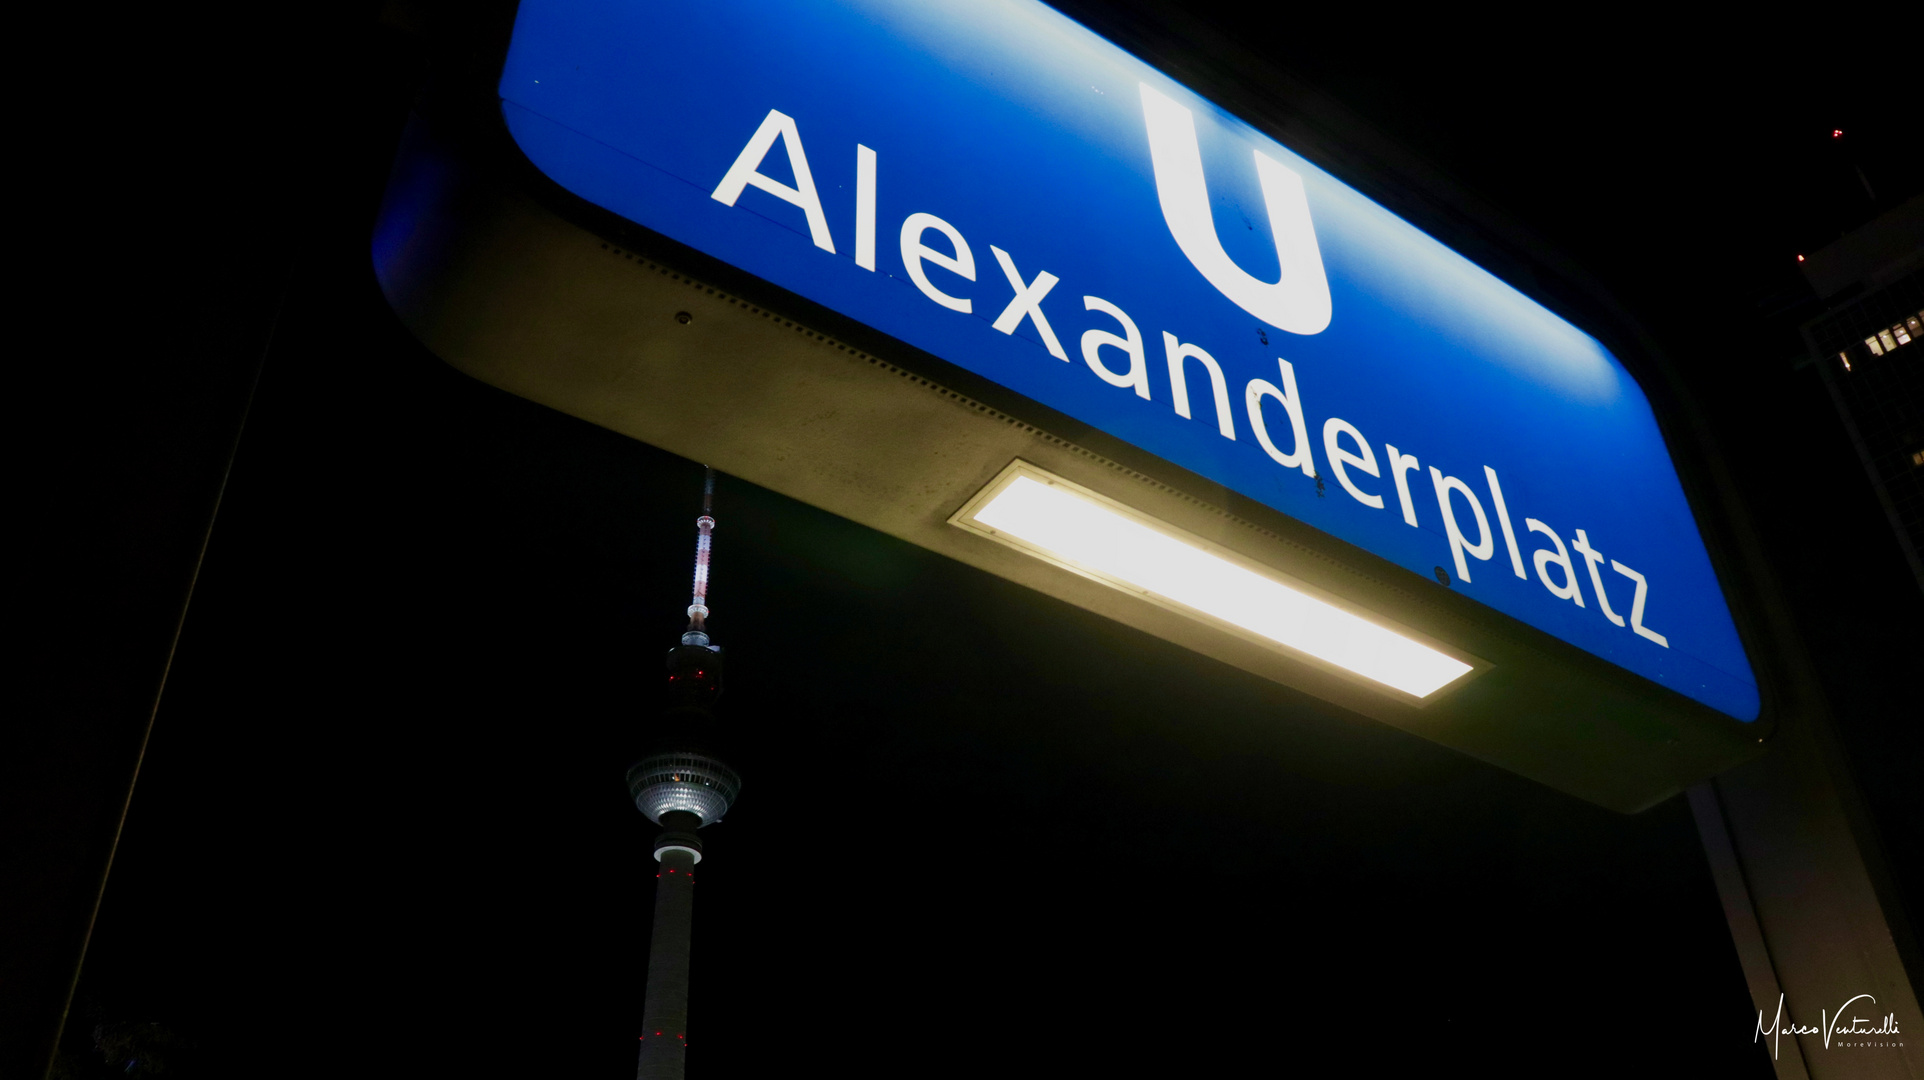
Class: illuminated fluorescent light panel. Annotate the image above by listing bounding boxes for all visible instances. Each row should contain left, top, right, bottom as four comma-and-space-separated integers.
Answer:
951, 464, 1476, 700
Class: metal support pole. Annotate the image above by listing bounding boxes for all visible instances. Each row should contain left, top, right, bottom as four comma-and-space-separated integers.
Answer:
1689, 709, 1921, 1077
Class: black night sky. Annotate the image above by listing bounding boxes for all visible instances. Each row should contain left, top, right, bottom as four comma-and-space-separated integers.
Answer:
19, 3, 1921, 1078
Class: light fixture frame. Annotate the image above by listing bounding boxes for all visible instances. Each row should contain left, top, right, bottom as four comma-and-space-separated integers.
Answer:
949, 460, 1490, 707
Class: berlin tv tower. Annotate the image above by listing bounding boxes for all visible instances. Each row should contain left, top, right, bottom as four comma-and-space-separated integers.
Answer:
628, 468, 741, 1080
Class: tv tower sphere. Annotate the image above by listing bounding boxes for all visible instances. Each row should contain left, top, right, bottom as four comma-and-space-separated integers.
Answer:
627, 752, 741, 832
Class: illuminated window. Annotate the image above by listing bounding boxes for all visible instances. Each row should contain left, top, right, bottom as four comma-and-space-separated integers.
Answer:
1839, 351, 1853, 372
1913, 449, 1924, 468
1879, 329, 1899, 351
1895, 323, 1914, 346
1865, 335, 1886, 356
1908, 315, 1922, 338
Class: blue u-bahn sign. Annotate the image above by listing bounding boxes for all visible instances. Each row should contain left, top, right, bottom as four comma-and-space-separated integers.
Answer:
495, 0, 1759, 721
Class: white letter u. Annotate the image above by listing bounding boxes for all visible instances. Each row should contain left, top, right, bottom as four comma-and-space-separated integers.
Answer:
1139, 84, 1332, 335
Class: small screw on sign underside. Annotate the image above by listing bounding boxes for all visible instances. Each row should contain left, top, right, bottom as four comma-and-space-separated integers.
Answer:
1434, 566, 1451, 586
675, 311, 694, 325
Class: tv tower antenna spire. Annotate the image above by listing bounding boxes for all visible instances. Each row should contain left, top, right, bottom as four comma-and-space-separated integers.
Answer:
628, 466, 741, 1080
684, 468, 715, 642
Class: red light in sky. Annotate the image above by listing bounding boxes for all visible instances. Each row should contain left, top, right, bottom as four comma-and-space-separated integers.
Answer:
1832, 129, 1843, 138
1797, 254, 1806, 262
